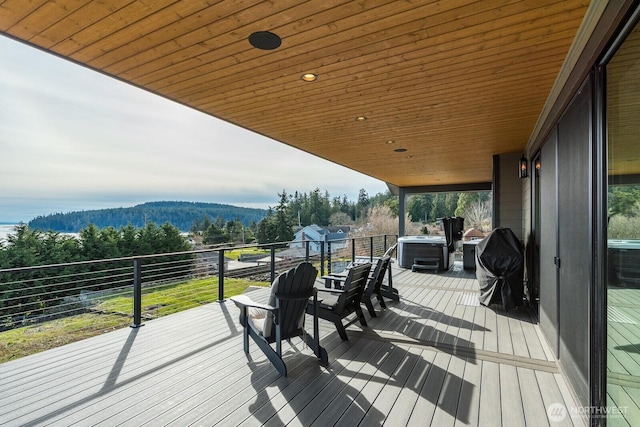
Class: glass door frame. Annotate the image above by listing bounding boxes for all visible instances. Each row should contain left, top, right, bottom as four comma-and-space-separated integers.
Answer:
597, 4, 640, 420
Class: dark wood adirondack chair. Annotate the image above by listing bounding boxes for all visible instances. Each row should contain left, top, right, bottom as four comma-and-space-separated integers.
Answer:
361, 255, 392, 317
336, 243, 399, 305
310, 262, 372, 340
230, 262, 328, 377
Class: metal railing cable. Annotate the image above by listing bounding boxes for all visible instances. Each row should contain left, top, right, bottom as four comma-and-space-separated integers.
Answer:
0, 234, 398, 334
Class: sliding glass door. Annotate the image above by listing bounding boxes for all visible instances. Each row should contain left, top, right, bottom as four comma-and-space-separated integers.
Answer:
606, 17, 640, 426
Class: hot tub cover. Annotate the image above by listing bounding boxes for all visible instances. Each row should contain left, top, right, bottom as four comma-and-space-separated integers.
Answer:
475, 227, 524, 309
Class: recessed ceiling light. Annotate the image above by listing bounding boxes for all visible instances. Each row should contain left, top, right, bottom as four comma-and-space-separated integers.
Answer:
386, 140, 395, 144
355, 116, 367, 121
301, 73, 318, 82
394, 148, 407, 153
248, 31, 281, 50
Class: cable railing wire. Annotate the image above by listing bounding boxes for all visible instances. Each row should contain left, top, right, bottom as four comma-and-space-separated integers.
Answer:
0, 234, 397, 333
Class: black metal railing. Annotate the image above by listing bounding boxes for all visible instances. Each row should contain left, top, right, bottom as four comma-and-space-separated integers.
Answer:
0, 234, 397, 333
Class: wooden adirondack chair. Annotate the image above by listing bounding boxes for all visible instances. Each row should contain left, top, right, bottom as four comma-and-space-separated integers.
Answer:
230, 262, 328, 377
338, 243, 399, 304
310, 262, 372, 340
361, 255, 392, 317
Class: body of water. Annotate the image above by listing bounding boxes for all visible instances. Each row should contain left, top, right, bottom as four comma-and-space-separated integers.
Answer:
0, 224, 79, 244
0, 224, 192, 245
0, 224, 20, 244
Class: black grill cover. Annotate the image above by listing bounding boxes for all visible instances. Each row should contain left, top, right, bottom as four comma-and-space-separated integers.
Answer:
476, 228, 524, 309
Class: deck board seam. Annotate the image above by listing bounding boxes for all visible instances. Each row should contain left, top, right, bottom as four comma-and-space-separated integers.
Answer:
350, 329, 560, 373
394, 283, 479, 293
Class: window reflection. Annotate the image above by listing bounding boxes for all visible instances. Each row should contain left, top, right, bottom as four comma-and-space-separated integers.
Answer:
606, 18, 640, 424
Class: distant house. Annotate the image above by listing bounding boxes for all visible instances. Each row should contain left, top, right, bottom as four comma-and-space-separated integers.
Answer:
292, 224, 350, 254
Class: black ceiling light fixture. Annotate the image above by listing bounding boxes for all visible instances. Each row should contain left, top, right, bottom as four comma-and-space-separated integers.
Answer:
248, 31, 281, 50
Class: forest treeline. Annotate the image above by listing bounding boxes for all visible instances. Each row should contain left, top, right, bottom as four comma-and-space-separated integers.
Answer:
7, 188, 491, 251
27, 201, 267, 232
0, 188, 492, 331
0, 222, 193, 269
254, 189, 491, 243
0, 222, 194, 329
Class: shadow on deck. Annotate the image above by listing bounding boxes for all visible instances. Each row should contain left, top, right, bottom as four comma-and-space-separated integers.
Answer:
0, 262, 585, 426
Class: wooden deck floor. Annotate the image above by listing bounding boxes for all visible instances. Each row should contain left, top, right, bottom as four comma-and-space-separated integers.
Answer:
0, 262, 586, 426
607, 287, 640, 426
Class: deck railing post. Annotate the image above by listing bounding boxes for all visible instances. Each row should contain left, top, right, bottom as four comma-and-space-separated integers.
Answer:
270, 245, 276, 284
320, 243, 325, 276
370, 236, 374, 261
218, 249, 225, 302
131, 258, 143, 328
305, 241, 310, 261
384, 234, 388, 253
327, 241, 332, 275
351, 238, 356, 264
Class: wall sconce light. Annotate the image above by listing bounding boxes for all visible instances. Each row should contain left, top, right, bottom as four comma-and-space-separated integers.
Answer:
535, 159, 541, 177
519, 156, 528, 178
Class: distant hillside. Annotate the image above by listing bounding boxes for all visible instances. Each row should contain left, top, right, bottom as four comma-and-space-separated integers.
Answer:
28, 201, 268, 232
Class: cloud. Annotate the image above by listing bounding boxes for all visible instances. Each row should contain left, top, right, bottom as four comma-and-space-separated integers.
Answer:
0, 36, 387, 222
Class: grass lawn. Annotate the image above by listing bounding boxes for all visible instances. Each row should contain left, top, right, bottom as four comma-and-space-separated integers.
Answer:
0, 277, 268, 363
223, 247, 270, 260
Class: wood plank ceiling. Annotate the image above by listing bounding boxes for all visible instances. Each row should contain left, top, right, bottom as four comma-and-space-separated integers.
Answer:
0, 0, 591, 188
607, 20, 640, 179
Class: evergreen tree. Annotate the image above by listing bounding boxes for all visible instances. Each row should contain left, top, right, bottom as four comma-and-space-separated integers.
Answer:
160, 222, 192, 252
339, 194, 355, 219
357, 188, 370, 220
201, 215, 212, 232
190, 217, 202, 234
2, 225, 46, 267
256, 208, 275, 243
430, 194, 447, 220
118, 224, 138, 256
609, 186, 640, 217
274, 191, 294, 242
298, 191, 312, 226
444, 193, 460, 216
408, 194, 434, 222
79, 224, 119, 260
289, 191, 304, 227
307, 188, 330, 225
203, 223, 226, 244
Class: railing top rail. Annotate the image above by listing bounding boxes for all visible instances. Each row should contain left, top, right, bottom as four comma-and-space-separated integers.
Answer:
0, 234, 397, 275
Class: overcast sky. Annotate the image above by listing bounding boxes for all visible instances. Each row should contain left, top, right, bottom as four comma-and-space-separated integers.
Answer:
0, 36, 387, 223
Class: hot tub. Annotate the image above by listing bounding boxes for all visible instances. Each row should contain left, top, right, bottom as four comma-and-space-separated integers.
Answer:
397, 236, 451, 271
608, 239, 640, 287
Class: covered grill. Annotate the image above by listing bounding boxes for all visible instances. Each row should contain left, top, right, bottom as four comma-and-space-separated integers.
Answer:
476, 228, 524, 310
